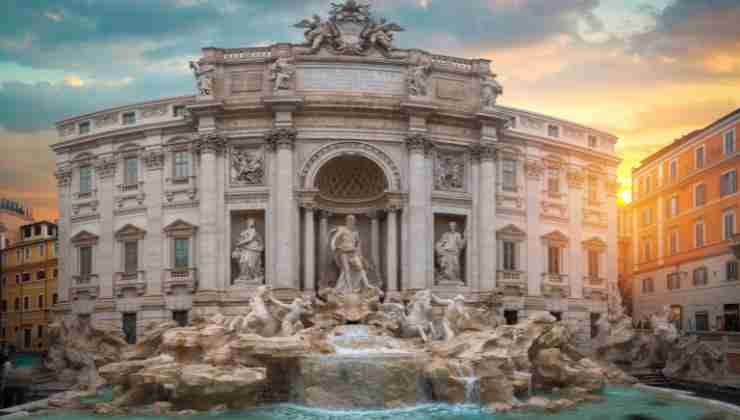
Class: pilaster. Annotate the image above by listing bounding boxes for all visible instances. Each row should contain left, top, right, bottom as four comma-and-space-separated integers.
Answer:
475, 143, 497, 290
406, 133, 433, 290
197, 133, 226, 293
567, 169, 585, 299
95, 157, 116, 300
525, 157, 543, 296
54, 167, 73, 304
143, 146, 165, 298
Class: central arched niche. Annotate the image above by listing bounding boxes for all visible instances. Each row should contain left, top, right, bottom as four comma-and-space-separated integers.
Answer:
315, 155, 388, 205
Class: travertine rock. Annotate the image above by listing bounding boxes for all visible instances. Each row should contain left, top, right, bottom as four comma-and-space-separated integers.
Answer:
663, 335, 727, 382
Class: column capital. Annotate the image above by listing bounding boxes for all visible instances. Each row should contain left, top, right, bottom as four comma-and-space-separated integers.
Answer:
469, 143, 496, 162
524, 160, 544, 180
95, 157, 117, 179
405, 133, 433, 154
265, 127, 297, 152
566, 169, 585, 189
319, 209, 334, 219
197, 132, 227, 155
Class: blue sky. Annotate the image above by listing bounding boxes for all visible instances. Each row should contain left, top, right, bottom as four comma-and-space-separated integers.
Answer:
1, 0, 739, 217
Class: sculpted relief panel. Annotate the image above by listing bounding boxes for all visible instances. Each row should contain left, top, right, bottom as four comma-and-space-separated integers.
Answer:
231, 147, 265, 186
435, 151, 466, 191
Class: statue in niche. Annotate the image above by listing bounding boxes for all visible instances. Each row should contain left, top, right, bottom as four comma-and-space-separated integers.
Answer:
270, 57, 295, 91
408, 56, 432, 96
436, 154, 464, 190
232, 149, 264, 185
189, 61, 214, 96
435, 221, 466, 284
232, 218, 265, 284
329, 214, 375, 293
481, 75, 503, 109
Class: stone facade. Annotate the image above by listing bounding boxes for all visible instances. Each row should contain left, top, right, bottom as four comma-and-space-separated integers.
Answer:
51, 2, 620, 350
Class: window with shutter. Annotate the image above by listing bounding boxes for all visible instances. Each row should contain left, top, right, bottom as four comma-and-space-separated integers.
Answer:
548, 246, 560, 274
124, 157, 138, 186
124, 241, 138, 275
588, 250, 599, 277
174, 238, 189, 269
79, 246, 92, 277
503, 241, 516, 271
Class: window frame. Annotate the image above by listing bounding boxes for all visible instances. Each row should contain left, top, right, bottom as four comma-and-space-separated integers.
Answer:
642, 277, 654, 294
669, 159, 678, 181
501, 159, 517, 192
502, 240, 517, 271
78, 121, 91, 135
548, 124, 560, 138
695, 220, 705, 248
693, 267, 708, 286
695, 145, 705, 170
121, 111, 136, 125
669, 230, 679, 255
721, 169, 737, 197
724, 210, 736, 241
728, 260, 739, 281
79, 165, 93, 194
694, 184, 706, 208
724, 128, 736, 155
173, 150, 191, 181
667, 272, 681, 290
123, 156, 139, 187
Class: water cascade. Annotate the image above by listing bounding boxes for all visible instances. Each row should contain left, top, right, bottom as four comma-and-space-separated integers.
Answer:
450, 361, 480, 405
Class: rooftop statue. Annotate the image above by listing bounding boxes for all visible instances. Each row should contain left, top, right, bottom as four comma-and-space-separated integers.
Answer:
189, 61, 214, 96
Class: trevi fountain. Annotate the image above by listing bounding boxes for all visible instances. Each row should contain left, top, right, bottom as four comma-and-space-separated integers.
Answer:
26, 1, 739, 419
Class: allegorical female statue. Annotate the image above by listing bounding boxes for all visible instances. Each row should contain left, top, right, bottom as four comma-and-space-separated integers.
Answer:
232, 218, 265, 284
435, 221, 466, 284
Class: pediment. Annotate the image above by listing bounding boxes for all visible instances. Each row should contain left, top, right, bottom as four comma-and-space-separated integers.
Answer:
497, 224, 526, 241
163, 219, 198, 236
542, 230, 569, 246
115, 224, 147, 240
583, 237, 607, 250
71, 230, 99, 245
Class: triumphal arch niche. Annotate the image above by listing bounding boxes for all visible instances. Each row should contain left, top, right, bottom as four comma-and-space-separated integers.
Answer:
55, 0, 619, 339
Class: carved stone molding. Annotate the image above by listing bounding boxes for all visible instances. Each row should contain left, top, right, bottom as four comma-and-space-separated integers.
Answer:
143, 149, 165, 171
231, 147, 265, 186
566, 169, 585, 189
198, 133, 227, 155
55, 167, 72, 187
469, 143, 496, 161
265, 128, 298, 151
435, 151, 465, 191
524, 160, 544, 180
95, 158, 116, 179
405, 133, 432, 153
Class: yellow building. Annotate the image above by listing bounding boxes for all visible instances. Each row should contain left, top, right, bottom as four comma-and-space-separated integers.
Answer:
0, 221, 58, 352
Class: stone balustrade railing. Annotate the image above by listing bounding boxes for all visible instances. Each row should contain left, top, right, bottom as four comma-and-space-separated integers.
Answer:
163, 268, 198, 295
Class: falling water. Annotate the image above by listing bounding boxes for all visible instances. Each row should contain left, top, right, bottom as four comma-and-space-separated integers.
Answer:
450, 361, 480, 405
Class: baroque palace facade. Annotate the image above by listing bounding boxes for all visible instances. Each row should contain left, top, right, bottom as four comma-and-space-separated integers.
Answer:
52, 2, 620, 347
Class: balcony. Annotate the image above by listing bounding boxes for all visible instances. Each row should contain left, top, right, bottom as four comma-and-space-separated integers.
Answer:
117, 182, 144, 193
541, 273, 570, 298
70, 274, 99, 300
114, 271, 147, 297
583, 275, 607, 301
497, 270, 526, 296
163, 268, 198, 294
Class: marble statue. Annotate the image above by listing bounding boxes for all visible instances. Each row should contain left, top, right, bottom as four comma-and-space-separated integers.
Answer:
295, 14, 339, 54
189, 61, 214, 96
436, 294, 472, 340
401, 290, 438, 343
362, 18, 403, 54
270, 297, 313, 337
329, 0, 370, 23
330, 215, 374, 292
232, 149, 264, 185
232, 218, 265, 284
481, 75, 503, 109
408, 56, 432, 96
435, 222, 466, 284
270, 57, 295, 91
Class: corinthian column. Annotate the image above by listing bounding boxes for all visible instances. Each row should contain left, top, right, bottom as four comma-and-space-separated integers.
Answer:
303, 205, 316, 293
266, 128, 297, 289
198, 133, 226, 293
567, 168, 585, 299
476, 144, 497, 290
406, 134, 432, 290
386, 207, 399, 292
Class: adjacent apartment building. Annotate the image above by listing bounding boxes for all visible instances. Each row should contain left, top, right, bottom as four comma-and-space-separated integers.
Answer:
0, 221, 59, 352
630, 108, 740, 332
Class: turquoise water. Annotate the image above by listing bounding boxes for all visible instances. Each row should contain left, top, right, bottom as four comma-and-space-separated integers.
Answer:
29, 387, 738, 420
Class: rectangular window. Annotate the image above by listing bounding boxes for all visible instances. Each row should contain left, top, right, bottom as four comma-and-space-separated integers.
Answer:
588, 135, 598, 148
173, 310, 189, 327
24, 329, 31, 349
37, 325, 43, 339
669, 160, 678, 181
21, 273, 30, 282
79, 165, 92, 194
725, 304, 740, 332
670, 195, 679, 216
123, 313, 137, 344
24, 247, 30, 259
670, 230, 679, 255
721, 170, 737, 197
588, 250, 599, 277
37, 295, 43, 309
54, 242, 59, 256
724, 128, 736, 155
643, 239, 652, 261
34, 225, 41, 236
504, 310, 518, 325
79, 246, 92, 277
667, 273, 681, 290
645, 176, 652, 194
693, 267, 708, 286
174, 238, 189, 269
39, 243, 45, 256
23, 296, 29, 310
502, 159, 517, 191
124, 241, 138, 275
78, 121, 91, 134
124, 157, 138, 186
547, 246, 560, 274
173, 105, 186, 117
694, 184, 705, 207
695, 312, 709, 331
696, 146, 705, 169
502, 241, 516, 271
695, 222, 705, 248
36, 270, 45, 280
122, 112, 136, 125
728, 261, 738, 281
173, 151, 190, 180
548, 125, 560, 138
725, 211, 736, 241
